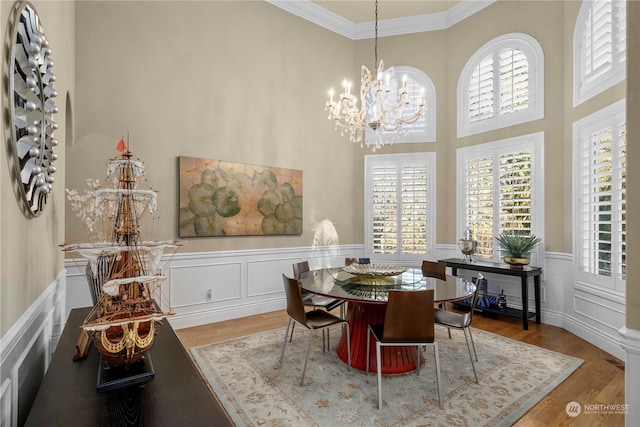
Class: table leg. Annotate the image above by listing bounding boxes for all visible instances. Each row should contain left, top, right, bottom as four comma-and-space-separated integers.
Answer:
534, 275, 541, 324
521, 276, 529, 330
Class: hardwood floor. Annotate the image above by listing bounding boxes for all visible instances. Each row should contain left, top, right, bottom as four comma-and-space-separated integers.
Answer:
175, 307, 625, 426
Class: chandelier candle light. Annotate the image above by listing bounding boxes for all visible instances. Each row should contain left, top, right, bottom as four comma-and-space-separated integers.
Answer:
325, 0, 425, 150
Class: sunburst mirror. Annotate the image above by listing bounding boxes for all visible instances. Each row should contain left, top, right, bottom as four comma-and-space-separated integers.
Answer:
7, 1, 59, 217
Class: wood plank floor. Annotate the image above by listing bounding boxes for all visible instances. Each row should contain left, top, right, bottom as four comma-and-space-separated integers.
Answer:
176, 307, 625, 426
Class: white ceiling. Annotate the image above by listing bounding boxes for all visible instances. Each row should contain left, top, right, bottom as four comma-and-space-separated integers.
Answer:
267, 0, 495, 39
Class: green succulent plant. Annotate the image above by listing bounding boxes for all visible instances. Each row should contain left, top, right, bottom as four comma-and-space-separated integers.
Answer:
495, 233, 542, 258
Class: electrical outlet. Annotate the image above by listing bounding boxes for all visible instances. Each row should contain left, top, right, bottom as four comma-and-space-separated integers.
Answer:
206, 289, 212, 301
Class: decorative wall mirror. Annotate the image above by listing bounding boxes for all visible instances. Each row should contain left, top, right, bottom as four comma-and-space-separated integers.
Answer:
7, 1, 59, 217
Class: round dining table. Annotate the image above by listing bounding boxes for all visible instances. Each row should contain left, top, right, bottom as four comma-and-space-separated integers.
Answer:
298, 266, 476, 374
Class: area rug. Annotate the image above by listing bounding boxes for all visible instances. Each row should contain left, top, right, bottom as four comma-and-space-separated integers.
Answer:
191, 326, 583, 426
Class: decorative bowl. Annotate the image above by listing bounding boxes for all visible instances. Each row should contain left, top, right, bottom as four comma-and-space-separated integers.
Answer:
343, 264, 409, 278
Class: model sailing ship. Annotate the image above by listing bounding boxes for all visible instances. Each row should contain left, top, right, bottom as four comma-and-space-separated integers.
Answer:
62, 140, 181, 373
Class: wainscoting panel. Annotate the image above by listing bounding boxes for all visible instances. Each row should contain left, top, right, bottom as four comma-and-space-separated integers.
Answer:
170, 261, 242, 308
247, 257, 300, 297
164, 245, 362, 330
0, 271, 65, 427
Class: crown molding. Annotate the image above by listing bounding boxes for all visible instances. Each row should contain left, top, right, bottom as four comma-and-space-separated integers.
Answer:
266, 0, 496, 40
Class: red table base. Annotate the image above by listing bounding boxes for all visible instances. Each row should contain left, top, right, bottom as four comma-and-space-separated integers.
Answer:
336, 301, 421, 373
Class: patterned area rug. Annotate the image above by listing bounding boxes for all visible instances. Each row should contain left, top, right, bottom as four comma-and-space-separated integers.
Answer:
191, 326, 583, 426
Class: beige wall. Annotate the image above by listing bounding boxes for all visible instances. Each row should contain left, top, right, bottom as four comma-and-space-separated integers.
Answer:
69, 0, 360, 254
1, 0, 74, 337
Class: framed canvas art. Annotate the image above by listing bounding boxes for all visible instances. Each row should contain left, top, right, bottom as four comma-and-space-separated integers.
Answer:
178, 156, 302, 237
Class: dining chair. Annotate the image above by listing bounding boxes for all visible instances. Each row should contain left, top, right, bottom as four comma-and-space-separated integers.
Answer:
366, 289, 443, 410
345, 257, 371, 266
421, 260, 447, 281
433, 274, 482, 384
279, 274, 351, 386
291, 261, 345, 349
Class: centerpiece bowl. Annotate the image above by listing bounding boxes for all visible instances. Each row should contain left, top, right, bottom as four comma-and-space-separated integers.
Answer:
343, 263, 408, 279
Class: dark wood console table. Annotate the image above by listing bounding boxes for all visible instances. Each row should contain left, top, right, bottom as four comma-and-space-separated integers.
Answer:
26, 308, 232, 426
439, 258, 542, 330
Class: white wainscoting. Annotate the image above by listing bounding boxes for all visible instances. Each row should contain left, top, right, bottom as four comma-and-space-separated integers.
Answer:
64, 245, 364, 330
0, 270, 66, 427
5, 245, 634, 425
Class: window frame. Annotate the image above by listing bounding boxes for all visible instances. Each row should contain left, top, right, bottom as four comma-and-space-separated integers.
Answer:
572, 99, 626, 293
573, 0, 626, 107
364, 152, 437, 263
457, 33, 545, 138
456, 132, 545, 265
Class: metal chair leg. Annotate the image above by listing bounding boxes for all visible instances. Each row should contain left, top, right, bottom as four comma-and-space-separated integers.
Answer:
463, 328, 479, 384
468, 327, 478, 361
366, 329, 371, 375
433, 342, 444, 409
376, 342, 383, 409
280, 318, 293, 364
289, 322, 295, 342
300, 329, 314, 386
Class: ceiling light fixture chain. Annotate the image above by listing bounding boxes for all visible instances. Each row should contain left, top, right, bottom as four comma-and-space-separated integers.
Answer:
324, 0, 425, 151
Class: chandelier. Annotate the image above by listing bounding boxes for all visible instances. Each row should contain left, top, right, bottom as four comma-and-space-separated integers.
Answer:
325, 0, 425, 151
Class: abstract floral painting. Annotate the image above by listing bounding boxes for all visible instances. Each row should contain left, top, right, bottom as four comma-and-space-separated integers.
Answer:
178, 156, 302, 237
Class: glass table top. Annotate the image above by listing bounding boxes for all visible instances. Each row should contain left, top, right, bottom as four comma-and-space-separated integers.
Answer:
298, 267, 476, 303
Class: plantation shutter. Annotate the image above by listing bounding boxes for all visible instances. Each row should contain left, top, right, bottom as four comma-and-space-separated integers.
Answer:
460, 136, 540, 263
371, 164, 398, 254
468, 55, 494, 124
367, 154, 434, 258
499, 48, 529, 115
498, 150, 533, 252
577, 0, 626, 101
463, 156, 494, 258
577, 112, 626, 283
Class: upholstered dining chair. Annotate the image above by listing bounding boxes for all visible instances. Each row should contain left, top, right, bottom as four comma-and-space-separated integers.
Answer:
280, 274, 352, 386
366, 289, 443, 410
433, 274, 482, 384
421, 260, 447, 281
345, 257, 371, 266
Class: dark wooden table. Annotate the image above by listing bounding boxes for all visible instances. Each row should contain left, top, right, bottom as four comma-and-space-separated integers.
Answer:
25, 308, 232, 427
439, 258, 542, 330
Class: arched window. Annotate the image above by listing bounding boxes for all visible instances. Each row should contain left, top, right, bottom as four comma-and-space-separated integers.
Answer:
457, 33, 544, 138
365, 66, 436, 146
573, 0, 626, 106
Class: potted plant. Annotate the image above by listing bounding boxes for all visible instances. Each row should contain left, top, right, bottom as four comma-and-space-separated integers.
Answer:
494, 233, 542, 268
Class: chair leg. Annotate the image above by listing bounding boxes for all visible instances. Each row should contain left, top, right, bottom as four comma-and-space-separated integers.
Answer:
300, 329, 314, 386
343, 324, 352, 370
433, 342, 444, 409
468, 327, 478, 361
289, 322, 296, 342
366, 329, 371, 375
280, 318, 293, 364
415, 346, 421, 376
376, 342, 383, 409
463, 328, 479, 384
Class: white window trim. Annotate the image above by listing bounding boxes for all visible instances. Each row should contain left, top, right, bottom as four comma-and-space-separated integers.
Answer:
573, 0, 626, 107
457, 33, 545, 138
364, 152, 437, 262
456, 132, 545, 264
365, 66, 436, 146
572, 98, 626, 292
